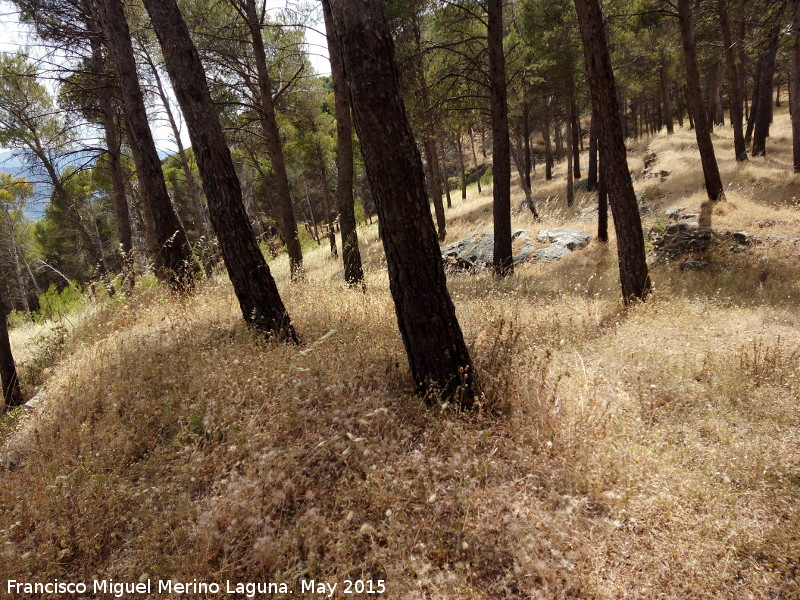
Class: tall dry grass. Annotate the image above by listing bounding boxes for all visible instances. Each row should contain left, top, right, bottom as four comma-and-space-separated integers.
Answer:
1, 108, 800, 599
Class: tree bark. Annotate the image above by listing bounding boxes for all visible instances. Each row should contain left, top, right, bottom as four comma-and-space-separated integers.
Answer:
587, 108, 598, 190
456, 133, 468, 199
322, 0, 363, 285
522, 96, 533, 188
242, 0, 303, 280
0, 296, 22, 409
328, 0, 475, 404
468, 125, 482, 193
142, 0, 297, 341
574, 0, 651, 302
86, 13, 134, 270
566, 114, 575, 207
543, 105, 554, 180
139, 43, 210, 242
752, 24, 781, 156
95, 0, 195, 289
487, 0, 512, 276
676, 0, 725, 228
718, 0, 747, 161
315, 139, 338, 258
792, 0, 800, 172
424, 139, 447, 241
440, 142, 452, 209
660, 53, 674, 134
568, 70, 581, 178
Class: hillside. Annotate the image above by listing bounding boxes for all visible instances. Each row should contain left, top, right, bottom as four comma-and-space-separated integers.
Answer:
2, 109, 800, 599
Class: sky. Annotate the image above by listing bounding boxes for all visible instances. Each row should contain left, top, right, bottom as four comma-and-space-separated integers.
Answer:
0, 0, 332, 154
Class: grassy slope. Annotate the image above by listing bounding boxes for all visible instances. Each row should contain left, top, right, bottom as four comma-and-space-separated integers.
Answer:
2, 109, 800, 599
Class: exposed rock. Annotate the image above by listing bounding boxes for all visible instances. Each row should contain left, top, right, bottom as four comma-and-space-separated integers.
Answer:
531, 244, 573, 263
681, 259, 710, 271
536, 229, 592, 250
650, 222, 712, 261
442, 228, 592, 271
732, 231, 752, 246
664, 207, 699, 221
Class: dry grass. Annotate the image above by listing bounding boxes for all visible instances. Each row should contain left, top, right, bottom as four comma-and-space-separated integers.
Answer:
2, 109, 800, 599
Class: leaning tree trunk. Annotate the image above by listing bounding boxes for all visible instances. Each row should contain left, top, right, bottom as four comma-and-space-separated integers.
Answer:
140, 43, 210, 242
574, 0, 651, 303
792, 0, 800, 172
243, 0, 303, 280
752, 24, 781, 156
95, 0, 195, 289
718, 0, 747, 161
328, 0, 475, 405
676, 0, 725, 228
746, 57, 763, 145
0, 296, 22, 409
142, 0, 296, 341
322, 0, 364, 286
487, 0, 513, 276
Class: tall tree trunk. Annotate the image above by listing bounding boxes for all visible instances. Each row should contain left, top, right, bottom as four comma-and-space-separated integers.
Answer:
315, 140, 338, 258
567, 70, 581, 178
488, 0, 512, 276
0, 303, 22, 409
566, 115, 575, 207
328, 0, 475, 404
424, 139, 447, 241
597, 163, 608, 242
719, 0, 747, 161
242, 0, 303, 279
660, 53, 674, 134
587, 109, 598, 190
440, 142, 452, 208
746, 57, 763, 145
511, 133, 537, 217
143, 0, 297, 341
95, 0, 195, 289
543, 107, 554, 180
456, 133, 468, 199
792, 0, 800, 172
468, 125, 482, 193
322, 0, 363, 286
676, 0, 725, 228
86, 12, 134, 277
139, 43, 210, 242
752, 24, 781, 156
574, 0, 651, 303
522, 96, 533, 188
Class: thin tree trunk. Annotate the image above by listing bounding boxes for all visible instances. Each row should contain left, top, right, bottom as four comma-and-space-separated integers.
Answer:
242, 0, 303, 280
587, 109, 598, 190
753, 24, 781, 156
570, 79, 581, 178
4, 212, 30, 313
456, 133, 468, 199
677, 0, 725, 228
543, 108, 554, 180
719, 0, 747, 161
424, 139, 447, 241
488, 0, 513, 276
143, 0, 297, 340
660, 54, 674, 134
322, 0, 363, 285
746, 57, 763, 145
566, 114, 575, 207
328, 0, 475, 404
315, 140, 338, 258
574, 0, 651, 302
440, 142, 452, 209
95, 0, 195, 289
597, 165, 608, 242
468, 125, 482, 193
522, 96, 532, 188
139, 43, 210, 242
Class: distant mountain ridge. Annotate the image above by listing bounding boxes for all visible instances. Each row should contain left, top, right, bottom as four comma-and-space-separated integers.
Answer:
0, 147, 178, 222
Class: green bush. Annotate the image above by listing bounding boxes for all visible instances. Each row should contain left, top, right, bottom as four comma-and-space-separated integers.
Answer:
34, 283, 83, 324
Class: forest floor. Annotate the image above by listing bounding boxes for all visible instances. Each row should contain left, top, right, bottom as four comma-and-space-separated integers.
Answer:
3, 109, 800, 599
